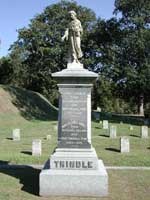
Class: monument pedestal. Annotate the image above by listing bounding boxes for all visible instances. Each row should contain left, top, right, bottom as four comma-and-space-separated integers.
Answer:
40, 65, 108, 197
40, 158, 108, 197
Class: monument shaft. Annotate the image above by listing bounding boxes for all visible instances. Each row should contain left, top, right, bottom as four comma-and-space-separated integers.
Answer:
58, 84, 91, 148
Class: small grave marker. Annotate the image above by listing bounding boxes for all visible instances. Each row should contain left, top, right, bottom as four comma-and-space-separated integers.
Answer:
54, 125, 58, 131
141, 126, 149, 138
109, 126, 117, 138
12, 129, 20, 141
97, 107, 101, 112
120, 137, 130, 153
103, 120, 109, 129
46, 135, 52, 140
32, 139, 42, 156
129, 125, 133, 131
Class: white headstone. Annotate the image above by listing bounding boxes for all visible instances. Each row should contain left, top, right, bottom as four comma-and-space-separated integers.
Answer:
46, 135, 51, 140
141, 126, 149, 138
97, 107, 101, 112
12, 129, 20, 141
120, 137, 130, 153
54, 125, 58, 131
129, 125, 133, 131
103, 120, 109, 129
32, 139, 42, 156
109, 126, 117, 138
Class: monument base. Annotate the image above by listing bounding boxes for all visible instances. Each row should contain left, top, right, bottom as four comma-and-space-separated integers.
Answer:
39, 148, 108, 197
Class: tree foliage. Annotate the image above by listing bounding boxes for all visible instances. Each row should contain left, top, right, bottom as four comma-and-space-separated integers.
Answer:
113, 0, 150, 113
9, 0, 96, 104
0, 0, 150, 114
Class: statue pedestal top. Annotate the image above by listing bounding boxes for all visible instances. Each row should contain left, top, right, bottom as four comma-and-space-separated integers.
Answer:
52, 63, 98, 84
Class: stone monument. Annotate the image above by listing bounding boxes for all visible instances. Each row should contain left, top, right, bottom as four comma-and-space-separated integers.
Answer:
32, 139, 42, 156
12, 128, 20, 141
40, 11, 108, 197
120, 137, 130, 153
109, 125, 117, 138
141, 126, 149, 138
103, 120, 109, 129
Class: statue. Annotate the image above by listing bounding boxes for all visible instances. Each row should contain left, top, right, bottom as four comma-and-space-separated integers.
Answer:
62, 10, 83, 64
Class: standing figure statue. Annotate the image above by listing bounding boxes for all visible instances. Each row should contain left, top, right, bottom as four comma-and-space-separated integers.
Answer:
62, 10, 83, 64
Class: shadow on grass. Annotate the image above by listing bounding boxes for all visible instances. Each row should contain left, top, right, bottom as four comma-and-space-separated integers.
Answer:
99, 134, 109, 138
105, 147, 120, 153
21, 151, 32, 155
95, 126, 101, 129
0, 160, 10, 165
147, 147, 150, 150
6, 137, 13, 140
0, 160, 40, 196
2, 85, 58, 121
130, 134, 140, 138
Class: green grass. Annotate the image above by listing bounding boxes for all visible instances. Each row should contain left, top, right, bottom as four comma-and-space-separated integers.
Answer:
0, 169, 150, 200
0, 114, 149, 166
0, 114, 57, 164
0, 85, 149, 166
92, 121, 150, 166
0, 85, 150, 199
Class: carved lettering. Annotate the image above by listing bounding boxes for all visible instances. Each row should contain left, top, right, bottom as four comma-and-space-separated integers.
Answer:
54, 160, 93, 169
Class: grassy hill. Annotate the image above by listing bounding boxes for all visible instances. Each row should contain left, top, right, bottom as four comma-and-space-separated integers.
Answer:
0, 85, 58, 120
0, 85, 58, 164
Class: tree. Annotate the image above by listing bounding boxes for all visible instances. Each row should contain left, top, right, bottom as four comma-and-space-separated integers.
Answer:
113, 0, 150, 115
9, 0, 96, 105
89, 17, 125, 111
0, 57, 13, 84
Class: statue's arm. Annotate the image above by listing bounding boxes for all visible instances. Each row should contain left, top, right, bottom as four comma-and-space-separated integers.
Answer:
62, 28, 69, 41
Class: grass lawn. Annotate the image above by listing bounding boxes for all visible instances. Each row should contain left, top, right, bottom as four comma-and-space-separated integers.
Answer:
0, 113, 150, 166
0, 168, 149, 200
0, 86, 150, 200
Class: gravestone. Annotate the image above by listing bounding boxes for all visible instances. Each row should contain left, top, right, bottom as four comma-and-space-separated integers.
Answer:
103, 120, 109, 129
12, 129, 20, 141
97, 107, 101, 112
141, 126, 149, 138
32, 139, 42, 156
54, 125, 58, 131
40, 66, 108, 197
129, 125, 133, 131
109, 125, 117, 138
120, 137, 130, 153
46, 135, 51, 140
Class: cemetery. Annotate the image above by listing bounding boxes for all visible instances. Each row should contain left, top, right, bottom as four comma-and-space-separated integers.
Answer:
0, 0, 150, 200
0, 86, 150, 200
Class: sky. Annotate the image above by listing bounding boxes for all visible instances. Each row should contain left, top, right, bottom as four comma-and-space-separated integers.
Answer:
0, 0, 115, 57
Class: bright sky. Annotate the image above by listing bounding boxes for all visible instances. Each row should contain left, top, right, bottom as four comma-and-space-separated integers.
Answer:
0, 0, 115, 57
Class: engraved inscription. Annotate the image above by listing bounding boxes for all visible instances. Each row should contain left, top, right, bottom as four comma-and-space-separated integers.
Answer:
58, 87, 90, 148
54, 160, 93, 169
